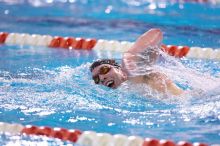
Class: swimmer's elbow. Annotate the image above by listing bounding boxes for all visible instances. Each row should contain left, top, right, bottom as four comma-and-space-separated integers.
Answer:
143, 28, 163, 45
148, 28, 162, 34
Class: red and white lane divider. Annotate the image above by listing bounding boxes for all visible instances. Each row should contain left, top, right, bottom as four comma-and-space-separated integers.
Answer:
0, 122, 209, 146
0, 32, 220, 60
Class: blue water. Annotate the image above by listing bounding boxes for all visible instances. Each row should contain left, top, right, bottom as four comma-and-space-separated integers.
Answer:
0, 0, 220, 145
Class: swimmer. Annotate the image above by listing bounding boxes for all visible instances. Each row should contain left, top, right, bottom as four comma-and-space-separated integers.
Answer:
90, 29, 183, 96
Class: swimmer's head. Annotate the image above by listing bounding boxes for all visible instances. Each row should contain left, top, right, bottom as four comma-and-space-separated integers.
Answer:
90, 59, 127, 89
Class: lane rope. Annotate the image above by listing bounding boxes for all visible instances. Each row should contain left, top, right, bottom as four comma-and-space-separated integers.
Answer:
0, 122, 209, 146
1, 32, 220, 60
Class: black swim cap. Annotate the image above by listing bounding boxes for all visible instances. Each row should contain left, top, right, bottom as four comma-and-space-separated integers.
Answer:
90, 59, 120, 72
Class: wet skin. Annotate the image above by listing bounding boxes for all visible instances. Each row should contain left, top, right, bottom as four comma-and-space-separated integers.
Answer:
91, 28, 184, 95
92, 64, 127, 89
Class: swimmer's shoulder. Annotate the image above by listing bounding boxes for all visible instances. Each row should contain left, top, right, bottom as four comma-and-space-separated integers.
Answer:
128, 75, 150, 84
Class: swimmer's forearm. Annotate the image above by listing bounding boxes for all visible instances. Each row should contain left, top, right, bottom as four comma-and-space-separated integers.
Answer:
128, 28, 163, 53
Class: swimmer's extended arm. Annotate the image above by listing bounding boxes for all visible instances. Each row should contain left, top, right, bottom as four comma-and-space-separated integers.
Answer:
122, 28, 183, 95
123, 29, 163, 70
132, 29, 183, 95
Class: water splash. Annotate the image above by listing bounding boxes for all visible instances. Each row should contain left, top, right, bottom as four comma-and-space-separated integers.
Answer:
1, 54, 220, 143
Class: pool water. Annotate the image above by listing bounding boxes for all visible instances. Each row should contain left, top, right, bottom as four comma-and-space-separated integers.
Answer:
0, 0, 220, 145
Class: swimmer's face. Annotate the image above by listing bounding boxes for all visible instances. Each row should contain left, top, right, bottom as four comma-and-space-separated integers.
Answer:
92, 64, 126, 89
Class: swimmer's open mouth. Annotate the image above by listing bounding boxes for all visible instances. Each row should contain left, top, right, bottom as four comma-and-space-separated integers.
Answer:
106, 80, 114, 88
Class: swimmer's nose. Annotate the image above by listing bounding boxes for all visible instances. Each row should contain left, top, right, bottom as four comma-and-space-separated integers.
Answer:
99, 74, 107, 83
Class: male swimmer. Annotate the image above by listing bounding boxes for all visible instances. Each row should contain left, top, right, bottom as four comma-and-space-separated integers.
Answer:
90, 29, 183, 96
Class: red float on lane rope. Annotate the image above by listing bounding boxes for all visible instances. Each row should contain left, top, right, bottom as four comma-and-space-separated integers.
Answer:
60, 37, 75, 48
177, 141, 193, 146
82, 39, 97, 50
161, 45, 190, 58
143, 138, 160, 146
21, 125, 82, 143
72, 38, 85, 49
0, 32, 9, 44
160, 140, 176, 146
48, 36, 97, 50
49, 36, 65, 48
179, 46, 190, 58
36, 126, 53, 136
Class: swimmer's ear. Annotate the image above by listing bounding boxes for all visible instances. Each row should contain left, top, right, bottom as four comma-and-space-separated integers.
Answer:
129, 28, 163, 53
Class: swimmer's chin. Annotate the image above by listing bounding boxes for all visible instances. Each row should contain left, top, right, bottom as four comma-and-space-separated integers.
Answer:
111, 86, 117, 89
